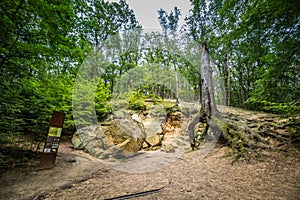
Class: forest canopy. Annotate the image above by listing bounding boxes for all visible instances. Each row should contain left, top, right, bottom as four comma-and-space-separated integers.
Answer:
0, 0, 299, 145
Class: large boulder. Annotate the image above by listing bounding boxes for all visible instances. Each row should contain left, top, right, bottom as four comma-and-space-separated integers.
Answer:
71, 125, 115, 159
72, 125, 109, 150
113, 117, 145, 156
143, 118, 162, 146
72, 115, 145, 159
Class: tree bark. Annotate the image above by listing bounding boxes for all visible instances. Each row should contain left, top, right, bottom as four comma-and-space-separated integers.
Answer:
200, 41, 219, 116
227, 52, 231, 106
188, 41, 221, 148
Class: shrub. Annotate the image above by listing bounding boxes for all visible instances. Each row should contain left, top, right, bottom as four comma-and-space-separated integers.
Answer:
128, 90, 146, 110
245, 98, 300, 115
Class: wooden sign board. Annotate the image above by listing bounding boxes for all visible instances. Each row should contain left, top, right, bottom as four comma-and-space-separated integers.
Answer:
39, 111, 65, 169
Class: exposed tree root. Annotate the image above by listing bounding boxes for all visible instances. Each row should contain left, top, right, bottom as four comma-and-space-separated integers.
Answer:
189, 109, 300, 162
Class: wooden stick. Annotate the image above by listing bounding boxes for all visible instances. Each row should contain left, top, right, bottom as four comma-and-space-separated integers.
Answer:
105, 187, 164, 200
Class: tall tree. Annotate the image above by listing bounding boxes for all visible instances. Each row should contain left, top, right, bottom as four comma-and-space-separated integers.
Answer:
188, 41, 222, 148
0, 0, 140, 143
157, 7, 181, 36
185, 0, 300, 113
184, 0, 210, 41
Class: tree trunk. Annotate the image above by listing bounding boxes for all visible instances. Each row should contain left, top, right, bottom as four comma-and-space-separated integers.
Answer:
227, 52, 231, 106
198, 73, 202, 104
188, 41, 221, 148
200, 41, 219, 116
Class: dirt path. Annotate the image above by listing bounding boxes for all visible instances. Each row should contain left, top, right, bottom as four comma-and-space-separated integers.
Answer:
1, 141, 299, 200
0, 142, 105, 200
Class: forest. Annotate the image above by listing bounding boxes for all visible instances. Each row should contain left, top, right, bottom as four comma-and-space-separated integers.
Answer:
0, 0, 299, 165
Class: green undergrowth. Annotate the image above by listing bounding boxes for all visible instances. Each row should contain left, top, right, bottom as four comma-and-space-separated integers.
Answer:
245, 99, 300, 115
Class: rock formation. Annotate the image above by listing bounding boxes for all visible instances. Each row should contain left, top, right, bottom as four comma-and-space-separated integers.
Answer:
72, 104, 191, 160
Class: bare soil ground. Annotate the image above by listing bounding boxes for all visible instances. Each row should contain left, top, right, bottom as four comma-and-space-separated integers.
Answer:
1, 107, 299, 200
0, 141, 299, 200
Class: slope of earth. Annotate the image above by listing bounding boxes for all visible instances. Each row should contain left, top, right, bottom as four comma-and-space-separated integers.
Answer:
0, 107, 299, 200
